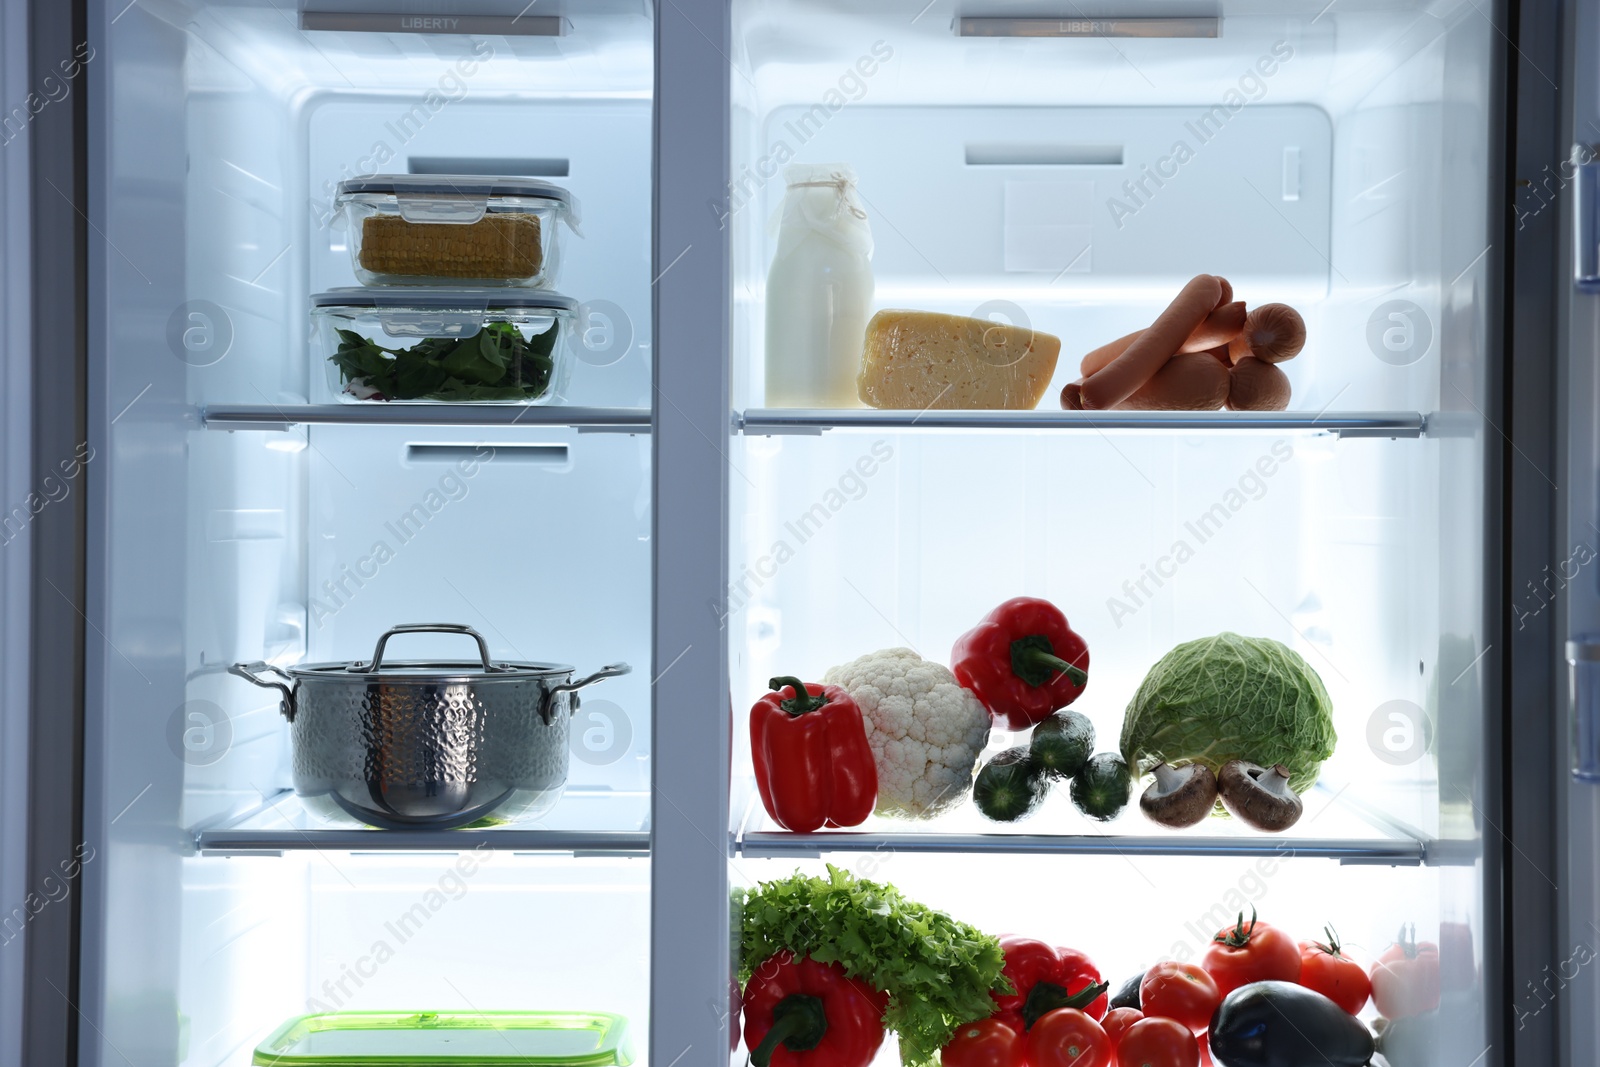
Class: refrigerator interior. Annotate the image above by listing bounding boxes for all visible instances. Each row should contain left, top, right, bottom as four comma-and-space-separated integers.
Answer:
725, 2, 1496, 1065
87, 2, 654, 1064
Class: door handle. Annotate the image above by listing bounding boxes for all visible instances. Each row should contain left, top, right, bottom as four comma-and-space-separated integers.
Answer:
1567, 638, 1600, 781
1574, 145, 1600, 290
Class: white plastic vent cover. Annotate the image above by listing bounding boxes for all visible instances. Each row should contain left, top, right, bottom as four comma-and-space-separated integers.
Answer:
759, 104, 1331, 293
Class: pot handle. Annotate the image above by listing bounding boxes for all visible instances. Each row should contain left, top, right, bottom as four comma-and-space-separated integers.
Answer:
363, 623, 499, 673
541, 662, 632, 722
229, 661, 297, 722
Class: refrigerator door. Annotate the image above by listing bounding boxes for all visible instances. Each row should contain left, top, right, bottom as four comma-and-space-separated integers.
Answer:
1562, 0, 1600, 1059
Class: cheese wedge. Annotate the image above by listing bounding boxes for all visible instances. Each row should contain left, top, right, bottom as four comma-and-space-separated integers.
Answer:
857, 309, 1061, 410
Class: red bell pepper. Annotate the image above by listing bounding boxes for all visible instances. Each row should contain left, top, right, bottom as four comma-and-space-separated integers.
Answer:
990, 936, 1109, 1032
751, 677, 877, 833
952, 598, 1090, 731
743, 951, 888, 1067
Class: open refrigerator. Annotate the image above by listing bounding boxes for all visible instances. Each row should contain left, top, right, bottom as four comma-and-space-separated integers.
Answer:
2, 0, 1597, 1065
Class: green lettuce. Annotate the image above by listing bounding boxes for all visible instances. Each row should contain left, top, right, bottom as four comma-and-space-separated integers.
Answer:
1119, 632, 1336, 794
737, 864, 1010, 1067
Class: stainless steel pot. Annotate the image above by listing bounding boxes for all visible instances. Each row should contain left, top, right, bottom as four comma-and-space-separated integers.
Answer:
230, 623, 629, 830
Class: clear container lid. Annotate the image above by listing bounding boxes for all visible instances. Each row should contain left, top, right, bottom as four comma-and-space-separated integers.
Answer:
253, 1011, 632, 1066
311, 288, 578, 313
336, 175, 573, 207
335, 176, 578, 231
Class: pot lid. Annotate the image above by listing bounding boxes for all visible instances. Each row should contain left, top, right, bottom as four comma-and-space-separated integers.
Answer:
289, 659, 575, 682
286, 623, 571, 682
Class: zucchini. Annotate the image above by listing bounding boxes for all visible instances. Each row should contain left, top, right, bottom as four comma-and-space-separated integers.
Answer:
1030, 709, 1094, 779
973, 747, 1049, 822
1070, 752, 1131, 821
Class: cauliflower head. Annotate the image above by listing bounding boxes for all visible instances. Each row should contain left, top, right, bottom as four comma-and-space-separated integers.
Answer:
824, 647, 991, 819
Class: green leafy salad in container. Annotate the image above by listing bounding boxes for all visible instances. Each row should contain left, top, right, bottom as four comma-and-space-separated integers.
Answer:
312, 288, 577, 404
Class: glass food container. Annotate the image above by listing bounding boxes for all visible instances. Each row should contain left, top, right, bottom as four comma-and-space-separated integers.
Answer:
335, 175, 577, 289
252, 1011, 632, 1066
312, 288, 578, 405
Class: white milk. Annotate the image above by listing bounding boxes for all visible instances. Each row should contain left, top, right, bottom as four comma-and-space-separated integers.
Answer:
764, 164, 874, 407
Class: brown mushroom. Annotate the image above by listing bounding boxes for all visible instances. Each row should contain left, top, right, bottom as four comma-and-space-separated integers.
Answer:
1227, 303, 1306, 364
1227, 357, 1291, 411
1139, 762, 1219, 828
1217, 760, 1304, 832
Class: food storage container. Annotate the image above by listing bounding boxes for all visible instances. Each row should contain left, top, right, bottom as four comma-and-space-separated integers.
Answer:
231, 624, 630, 830
253, 1011, 632, 1066
312, 288, 578, 404
335, 175, 577, 288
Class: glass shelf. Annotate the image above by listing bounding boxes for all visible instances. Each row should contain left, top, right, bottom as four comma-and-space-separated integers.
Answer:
191, 786, 651, 855
199, 404, 653, 432
733, 783, 1471, 867
738, 409, 1429, 438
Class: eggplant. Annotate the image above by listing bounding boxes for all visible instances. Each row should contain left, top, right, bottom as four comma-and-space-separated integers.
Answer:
1209, 981, 1374, 1067
1110, 971, 1144, 1010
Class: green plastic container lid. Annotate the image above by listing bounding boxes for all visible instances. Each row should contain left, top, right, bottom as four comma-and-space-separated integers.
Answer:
252, 1012, 632, 1066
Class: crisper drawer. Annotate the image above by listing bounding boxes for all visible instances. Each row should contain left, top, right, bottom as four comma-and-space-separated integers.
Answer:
759, 104, 1332, 295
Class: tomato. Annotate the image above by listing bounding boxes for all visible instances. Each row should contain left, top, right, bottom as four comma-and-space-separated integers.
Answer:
1101, 1007, 1143, 1047
1138, 962, 1219, 1034
1297, 926, 1371, 1015
1201, 908, 1301, 998
1114, 1018, 1199, 1067
1195, 1031, 1213, 1067
1026, 1007, 1112, 1067
1370, 923, 1441, 1019
941, 1017, 1025, 1067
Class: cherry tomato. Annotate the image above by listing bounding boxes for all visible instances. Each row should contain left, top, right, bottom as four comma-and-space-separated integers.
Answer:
1297, 926, 1371, 1015
941, 1017, 1025, 1067
1138, 962, 1219, 1034
1102, 1006, 1144, 1047
1201, 907, 1301, 998
1115, 1017, 1199, 1067
1370, 923, 1441, 1019
1026, 1007, 1112, 1067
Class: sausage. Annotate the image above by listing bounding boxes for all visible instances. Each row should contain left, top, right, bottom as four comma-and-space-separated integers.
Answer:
1228, 303, 1306, 364
1080, 275, 1224, 409
1227, 357, 1292, 410
1079, 301, 1247, 378
1060, 380, 1085, 409
1115, 352, 1231, 411
1183, 301, 1247, 354
1079, 331, 1140, 378
1215, 277, 1234, 306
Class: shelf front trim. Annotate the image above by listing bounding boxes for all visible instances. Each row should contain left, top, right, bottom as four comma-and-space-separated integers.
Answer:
200, 404, 653, 432
738, 409, 1428, 438
737, 831, 1428, 865
193, 828, 651, 854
